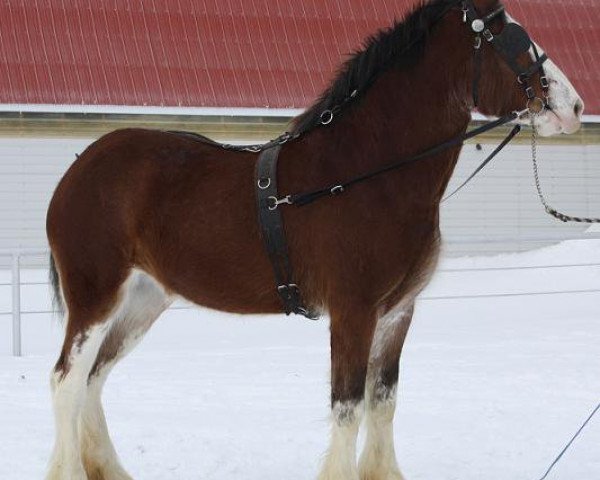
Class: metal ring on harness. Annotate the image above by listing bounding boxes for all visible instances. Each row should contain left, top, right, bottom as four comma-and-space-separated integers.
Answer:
320, 110, 334, 125
527, 97, 546, 115
257, 178, 271, 190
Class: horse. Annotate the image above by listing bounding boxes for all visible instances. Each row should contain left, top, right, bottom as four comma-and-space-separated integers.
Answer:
45, 0, 583, 479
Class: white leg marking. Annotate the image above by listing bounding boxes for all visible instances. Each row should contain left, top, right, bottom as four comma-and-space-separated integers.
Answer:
359, 385, 404, 480
80, 269, 171, 479
47, 324, 111, 480
359, 306, 411, 480
80, 368, 133, 480
318, 401, 364, 480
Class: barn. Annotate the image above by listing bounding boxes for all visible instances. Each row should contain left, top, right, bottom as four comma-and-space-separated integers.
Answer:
1, 0, 599, 259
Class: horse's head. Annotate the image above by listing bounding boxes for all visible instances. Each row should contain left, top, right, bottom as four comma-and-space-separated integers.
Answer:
465, 0, 583, 136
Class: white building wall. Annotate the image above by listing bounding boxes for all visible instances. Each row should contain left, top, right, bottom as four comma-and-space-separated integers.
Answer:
442, 142, 600, 255
0, 138, 91, 253
0, 136, 598, 259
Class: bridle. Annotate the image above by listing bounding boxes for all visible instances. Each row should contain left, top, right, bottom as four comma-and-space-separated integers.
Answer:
461, 0, 549, 115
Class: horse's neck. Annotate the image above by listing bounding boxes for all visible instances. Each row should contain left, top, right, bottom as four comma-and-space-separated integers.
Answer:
353, 60, 470, 178
295, 39, 473, 206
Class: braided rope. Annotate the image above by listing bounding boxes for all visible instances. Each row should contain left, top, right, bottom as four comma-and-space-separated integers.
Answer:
531, 117, 600, 224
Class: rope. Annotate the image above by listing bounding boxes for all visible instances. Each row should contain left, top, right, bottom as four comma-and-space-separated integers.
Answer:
536, 401, 600, 480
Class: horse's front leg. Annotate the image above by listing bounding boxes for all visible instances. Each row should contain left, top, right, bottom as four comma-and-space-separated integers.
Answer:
359, 303, 414, 480
318, 305, 378, 480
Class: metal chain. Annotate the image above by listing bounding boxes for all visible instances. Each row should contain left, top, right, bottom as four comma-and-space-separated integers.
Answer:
531, 117, 600, 223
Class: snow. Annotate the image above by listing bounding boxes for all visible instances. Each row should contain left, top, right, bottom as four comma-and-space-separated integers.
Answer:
1, 240, 600, 480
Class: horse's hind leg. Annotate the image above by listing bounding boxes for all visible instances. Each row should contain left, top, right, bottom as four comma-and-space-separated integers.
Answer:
359, 303, 414, 480
81, 270, 171, 480
47, 278, 125, 480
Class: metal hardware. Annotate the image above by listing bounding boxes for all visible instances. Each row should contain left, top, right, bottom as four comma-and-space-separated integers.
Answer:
320, 110, 334, 125
527, 97, 546, 115
330, 185, 345, 195
257, 178, 271, 190
277, 283, 299, 294
277, 132, 293, 145
268, 195, 293, 210
540, 75, 549, 89
474, 36, 482, 50
471, 19, 485, 33
513, 107, 530, 119
243, 145, 263, 153
525, 86, 535, 99
483, 29, 494, 42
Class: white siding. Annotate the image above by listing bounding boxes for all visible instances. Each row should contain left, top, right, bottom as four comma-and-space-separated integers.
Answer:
0, 138, 92, 252
442, 142, 600, 255
0, 136, 598, 260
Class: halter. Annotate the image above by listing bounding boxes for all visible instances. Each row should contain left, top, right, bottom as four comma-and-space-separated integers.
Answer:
462, 0, 549, 114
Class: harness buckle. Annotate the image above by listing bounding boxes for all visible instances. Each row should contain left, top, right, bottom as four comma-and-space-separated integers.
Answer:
540, 75, 549, 89
525, 86, 535, 99
268, 195, 293, 210
483, 29, 494, 42
474, 35, 482, 50
330, 185, 345, 195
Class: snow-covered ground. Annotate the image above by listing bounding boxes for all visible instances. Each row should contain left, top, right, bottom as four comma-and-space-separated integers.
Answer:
1, 240, 600, 480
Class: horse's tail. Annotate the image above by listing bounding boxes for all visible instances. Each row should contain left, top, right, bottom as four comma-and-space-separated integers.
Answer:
49, 253, 65, 319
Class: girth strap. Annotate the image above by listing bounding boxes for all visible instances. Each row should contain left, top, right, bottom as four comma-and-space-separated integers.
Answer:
255, 146, 318, 319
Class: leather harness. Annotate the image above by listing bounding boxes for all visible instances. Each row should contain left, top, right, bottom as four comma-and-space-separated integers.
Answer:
255, 146, 316, 318
171, 0, 551, 319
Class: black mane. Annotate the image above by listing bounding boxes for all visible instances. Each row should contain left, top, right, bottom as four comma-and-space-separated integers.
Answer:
292, 0, 458, 134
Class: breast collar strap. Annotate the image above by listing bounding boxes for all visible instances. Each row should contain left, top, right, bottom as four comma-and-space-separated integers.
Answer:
255, 146, 319, 319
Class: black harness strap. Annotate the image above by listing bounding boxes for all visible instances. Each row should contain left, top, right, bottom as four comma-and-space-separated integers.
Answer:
288, 111, 520, 208
442, 124, 521, 201
255, 146, 317, 319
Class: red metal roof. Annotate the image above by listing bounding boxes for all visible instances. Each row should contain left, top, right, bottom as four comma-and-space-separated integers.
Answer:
0, 0, 599, 114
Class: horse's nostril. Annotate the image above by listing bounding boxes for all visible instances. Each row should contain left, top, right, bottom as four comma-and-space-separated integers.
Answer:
574, 99, 584, 117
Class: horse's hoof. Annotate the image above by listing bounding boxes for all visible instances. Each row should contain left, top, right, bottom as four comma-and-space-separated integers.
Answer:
359, 467, 406, 480
84, 462, 134, 480
46, 466, 88, 480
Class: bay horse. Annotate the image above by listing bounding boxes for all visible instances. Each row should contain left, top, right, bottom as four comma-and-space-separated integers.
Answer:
45, 0, 583, 479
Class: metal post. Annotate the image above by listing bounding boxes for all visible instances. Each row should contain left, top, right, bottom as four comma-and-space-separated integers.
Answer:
12, 253, 21, 357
